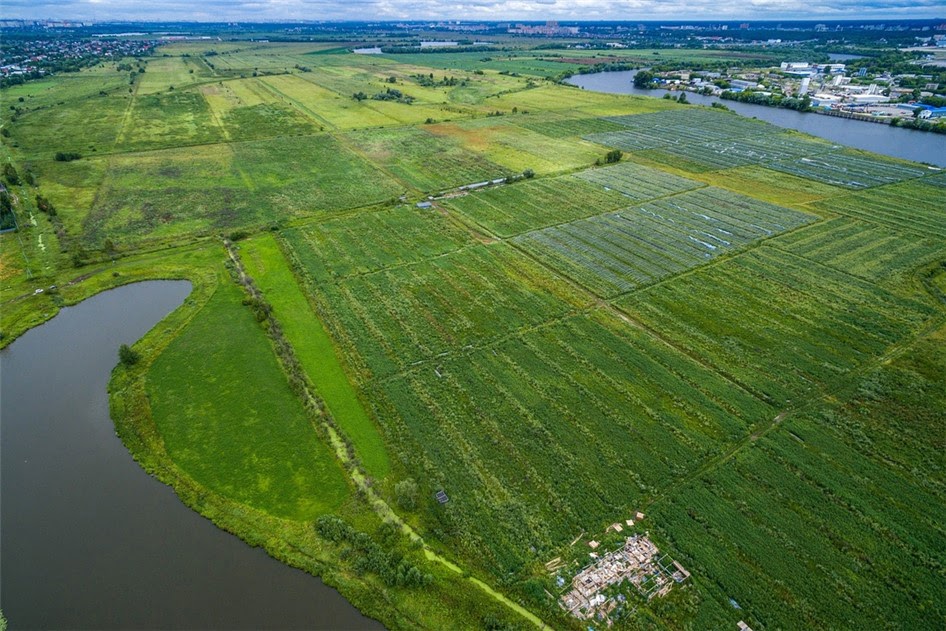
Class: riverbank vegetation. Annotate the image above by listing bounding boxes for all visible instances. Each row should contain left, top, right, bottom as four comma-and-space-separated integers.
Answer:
2, 37, 944, 630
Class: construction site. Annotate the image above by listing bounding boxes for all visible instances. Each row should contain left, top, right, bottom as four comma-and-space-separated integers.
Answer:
559, 533, 690, 624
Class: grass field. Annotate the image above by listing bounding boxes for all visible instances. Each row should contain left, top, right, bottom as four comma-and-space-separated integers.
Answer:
2, 40, 944, 631
425, 117, 606, 175
239, 233, 391, 479
80, 134, 402, 246
147, 266, 350, 521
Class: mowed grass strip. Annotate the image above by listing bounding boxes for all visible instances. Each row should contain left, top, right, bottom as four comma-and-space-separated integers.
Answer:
240, 234, 391, 479
147, 272, 349, 520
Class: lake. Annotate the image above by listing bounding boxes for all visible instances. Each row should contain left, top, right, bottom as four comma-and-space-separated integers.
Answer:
0, 281, 382, 630
566, 70, 946, 167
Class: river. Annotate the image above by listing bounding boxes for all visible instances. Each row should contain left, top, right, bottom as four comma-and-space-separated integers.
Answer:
0, 281, 381, 630
566, 70, 946, 167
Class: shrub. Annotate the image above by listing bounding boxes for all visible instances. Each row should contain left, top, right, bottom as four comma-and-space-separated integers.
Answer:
605, 149, 623, 164
119, 344, 140, 366
3, 163, 20, 185
54, 152, 82, 162
395, 478, 418, 510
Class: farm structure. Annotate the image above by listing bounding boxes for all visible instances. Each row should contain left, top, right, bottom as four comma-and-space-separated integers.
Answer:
560, 534, 689, 622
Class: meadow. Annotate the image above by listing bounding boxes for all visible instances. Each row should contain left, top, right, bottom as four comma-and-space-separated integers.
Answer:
2, 39, 943, 631
147, 269, 351, 520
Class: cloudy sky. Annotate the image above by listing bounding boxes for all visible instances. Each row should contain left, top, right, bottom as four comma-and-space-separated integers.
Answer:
3, 0, 944, 22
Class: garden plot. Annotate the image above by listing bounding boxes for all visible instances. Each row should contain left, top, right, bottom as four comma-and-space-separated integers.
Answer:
653, 133, 841, 171
444, 175, 632, 237
512, 187, 814, 298
767, 151, 929, 189
368, 308, 773, 576
284, 205, 472, 280
812, 178, 946, 237
605, 109, 773, 144
345, 127, 508, 193
516, 115, 627, 138
286, 241, 591, 379
922, 171, 946, 187
619, 246, 938, 405
583, 128, 667, 152
574, 161, 703, 201
774, 216, 945, 284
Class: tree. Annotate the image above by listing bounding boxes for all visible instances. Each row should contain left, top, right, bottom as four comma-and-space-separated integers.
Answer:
395, 478, 418, 510
677, 92, 688, 104
633, 70, 656, 88
352, 91, 367, 101
118, 344, 140, 366
605, 149, 623, 164
523, 168, 535, 179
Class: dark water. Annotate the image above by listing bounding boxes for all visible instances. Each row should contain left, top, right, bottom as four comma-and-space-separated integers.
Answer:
566, 70, 946, 167
1, 281, 382, 631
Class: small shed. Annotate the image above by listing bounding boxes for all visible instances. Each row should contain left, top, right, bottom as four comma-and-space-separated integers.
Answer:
434, 489, 449, 504
416, 201, 433, 209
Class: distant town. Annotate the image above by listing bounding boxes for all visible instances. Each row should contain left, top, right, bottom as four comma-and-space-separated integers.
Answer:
3, 18, 945, 130
0, 37, 155, 85
636, 56, 945, 128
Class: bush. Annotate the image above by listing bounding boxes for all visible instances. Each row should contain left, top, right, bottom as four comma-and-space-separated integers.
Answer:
3, 163, 20, 185
395, 478, 418, 510
54, 152, 82, 162
35, 195, 57, 216
119, 344, 140, 366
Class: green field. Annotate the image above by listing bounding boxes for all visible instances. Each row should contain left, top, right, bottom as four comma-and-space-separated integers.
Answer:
2, 38, 944, 631
443, 173, 633, 236
512, 188, 815, 298
239, 233, 392, 478
147, 268, 350, 520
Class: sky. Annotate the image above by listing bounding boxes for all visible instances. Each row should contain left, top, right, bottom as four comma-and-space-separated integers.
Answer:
2, 0, 944, 23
